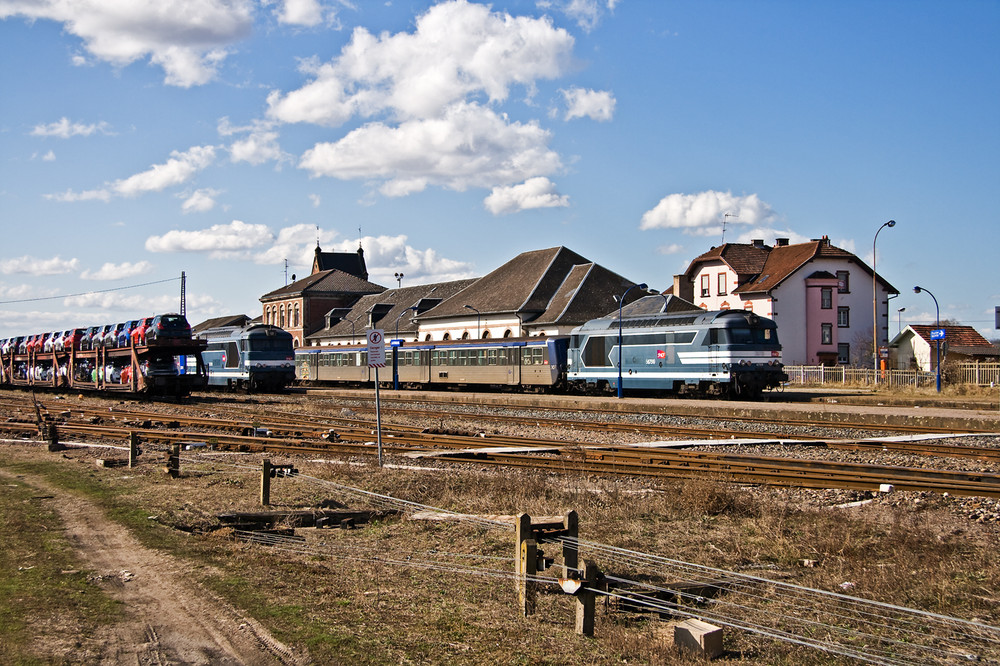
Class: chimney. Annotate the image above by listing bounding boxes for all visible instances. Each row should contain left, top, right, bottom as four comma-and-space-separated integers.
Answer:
820, 235, 830, 246
751, 239, 765, 248
775, 238, 789, 247
673, 274, 693, 301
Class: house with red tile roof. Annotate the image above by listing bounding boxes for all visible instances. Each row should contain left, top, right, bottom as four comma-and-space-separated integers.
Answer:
890, 325, 999, 372
670, 236, 898, 366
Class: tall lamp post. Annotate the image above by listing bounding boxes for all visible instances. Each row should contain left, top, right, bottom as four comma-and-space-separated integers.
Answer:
393, 306, 419, 390
617, 283, 648, 399
394, 272, 404, 288
872, 220, 896, 374
897, 307, 905, 337
464, 304, 481, 338
913, 285, 941, 392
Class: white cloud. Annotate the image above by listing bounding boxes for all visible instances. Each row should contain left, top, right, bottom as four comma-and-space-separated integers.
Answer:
639, 190, 777, 236
223, 120, 288, 166
484, 177, 569, 215
41, 150, 56, 161
730, 228, 812, 246
561, 87, 615, 121
0, 255, 79, 276
300, 102, 562, 194
251, 223, 332, 267
30, 117, 113, 138
275, 0, 328, 27
656, 243, 685, 255
266, 0, 574, 125
112, 145, 216, 197
0, 0, 253, 87
542, 0, 618, 32
47, 144, 216, 203
332, 235, 476, 284
309, 194, 321, 207
145, 220, 274, 258
181, 188, 221, 213
79, 261, 154, 281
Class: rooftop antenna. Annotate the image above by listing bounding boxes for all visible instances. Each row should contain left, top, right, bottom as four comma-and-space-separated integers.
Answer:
358, 226, 363, 250
316, 225, 320, 248
284, 259, 289, 285
722, 213, 738, 244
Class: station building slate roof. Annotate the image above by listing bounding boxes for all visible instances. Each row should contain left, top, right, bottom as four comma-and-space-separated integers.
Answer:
311, 245, 368, 280
306, 279, 478, 343
191, 314, 252, 335
417, 246, 636, 327
260, 269, 385, 302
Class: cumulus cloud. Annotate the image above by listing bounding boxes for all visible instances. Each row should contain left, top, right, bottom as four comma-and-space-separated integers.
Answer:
0, 255, 79, 276
181, 188, 221, 213
332, 235, 476, 284
31, 117, 113, 138
267, 0, 574, 126
145, 220, 274, 258
80, 261, 154, 280
639, 190, 777, 236
300, 102, 562, 195
656, 243, 685, 255
274, 0, 333, 27
220, 118, 289, 166
484, 177, 569, 215
45, 145, 216, 203
0, 0, 253, 87
732, 228, 812, 246
113, 145, 216, 197
541, 0, 619, 32
561, 87, 615, 121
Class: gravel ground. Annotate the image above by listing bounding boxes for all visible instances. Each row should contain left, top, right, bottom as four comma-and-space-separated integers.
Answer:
4, 390, 1000, 525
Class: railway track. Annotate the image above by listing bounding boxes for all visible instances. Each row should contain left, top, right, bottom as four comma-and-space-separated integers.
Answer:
3, 392, 999, 497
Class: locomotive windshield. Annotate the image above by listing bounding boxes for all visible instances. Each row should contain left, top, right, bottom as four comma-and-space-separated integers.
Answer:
709, 327, 778, 345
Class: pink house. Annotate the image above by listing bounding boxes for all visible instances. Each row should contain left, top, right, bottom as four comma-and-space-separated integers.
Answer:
671, 237, 898, 366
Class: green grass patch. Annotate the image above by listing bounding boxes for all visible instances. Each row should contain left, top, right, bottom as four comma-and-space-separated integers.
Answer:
0, 475, 121, 663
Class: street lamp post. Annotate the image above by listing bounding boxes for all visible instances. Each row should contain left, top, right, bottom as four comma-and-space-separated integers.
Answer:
872, 220, 896, 375
393, 306, 419, 390
617, 283, 648, 399
913, 286, 941, 392
394, 272, 404, 288
897, 307, 905, 337
464, 304, 481, 338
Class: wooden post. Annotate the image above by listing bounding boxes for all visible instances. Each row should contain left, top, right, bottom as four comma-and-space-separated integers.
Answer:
520, 538, 537, 617
575, 559, 600, 637
128, 432, 139, 468
515, 513, 530, 586
261, 458, 271, 506
164, 444, 180, 478
562, 510, 578, 579
45, 422, 61, 452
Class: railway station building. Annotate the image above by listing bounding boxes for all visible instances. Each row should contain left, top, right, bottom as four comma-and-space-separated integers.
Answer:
260, 245, 385, 347
302, 246, 657, 346
670, 236, 898, 366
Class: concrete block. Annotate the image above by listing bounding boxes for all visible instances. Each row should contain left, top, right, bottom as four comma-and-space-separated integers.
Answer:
674, 618, 724, 659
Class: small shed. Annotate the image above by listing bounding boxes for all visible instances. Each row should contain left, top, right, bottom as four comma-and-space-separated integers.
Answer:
890, 325, 999, 371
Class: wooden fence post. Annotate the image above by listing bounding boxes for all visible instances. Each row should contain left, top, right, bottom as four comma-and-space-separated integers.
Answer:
45, 422, 62, 452
575, 559, 600, 637
128, 432, 139, 468
164, 444, 180, 478
261, 458, 271, 506
520, 538, 537, 617
562, 510, 578, 579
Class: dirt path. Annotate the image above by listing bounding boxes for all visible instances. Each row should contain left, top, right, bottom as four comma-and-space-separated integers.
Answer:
3, 469, 306, 665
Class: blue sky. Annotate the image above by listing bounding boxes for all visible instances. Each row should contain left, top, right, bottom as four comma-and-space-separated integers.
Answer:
1, 0, 998, 341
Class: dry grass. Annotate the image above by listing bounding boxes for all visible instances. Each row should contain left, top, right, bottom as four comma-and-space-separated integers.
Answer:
2, 442, 999, 664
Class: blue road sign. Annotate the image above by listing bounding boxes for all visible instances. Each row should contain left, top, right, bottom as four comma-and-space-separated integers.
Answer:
930, 328, 946, 341
390, 339, 402, 347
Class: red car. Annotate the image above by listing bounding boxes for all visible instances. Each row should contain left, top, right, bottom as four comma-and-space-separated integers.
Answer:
131, 317, 154, 346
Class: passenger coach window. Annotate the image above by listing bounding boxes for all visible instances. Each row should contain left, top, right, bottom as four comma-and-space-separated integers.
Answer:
225, 342, 239, 368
